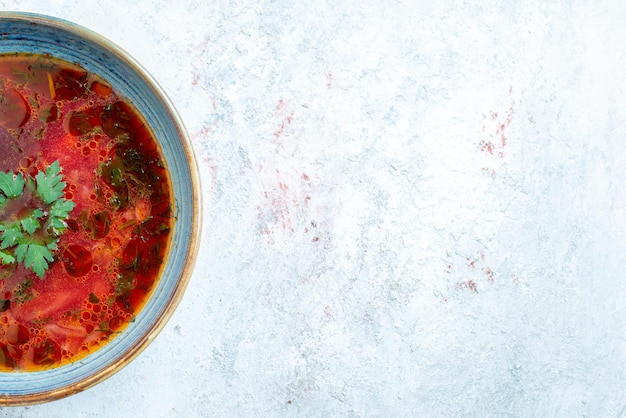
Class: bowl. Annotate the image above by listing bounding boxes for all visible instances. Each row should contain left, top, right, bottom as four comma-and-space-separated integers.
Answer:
0, 12, 201, 404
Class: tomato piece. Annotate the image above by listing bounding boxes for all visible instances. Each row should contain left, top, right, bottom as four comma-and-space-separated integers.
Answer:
62, 245, 93, 277
32, 338, 61, 366
0, 88, 30, 128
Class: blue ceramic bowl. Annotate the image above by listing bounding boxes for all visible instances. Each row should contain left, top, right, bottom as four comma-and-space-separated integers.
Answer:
0, 12, 201, 404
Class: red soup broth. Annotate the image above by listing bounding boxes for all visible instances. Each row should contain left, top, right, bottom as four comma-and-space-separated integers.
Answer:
0, 53, 173, 370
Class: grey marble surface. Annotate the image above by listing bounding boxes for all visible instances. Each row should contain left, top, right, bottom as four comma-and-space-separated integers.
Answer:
2, 1, 626, 416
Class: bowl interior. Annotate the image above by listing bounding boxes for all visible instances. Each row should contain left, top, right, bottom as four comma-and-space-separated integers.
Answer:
0, 12, 200, 404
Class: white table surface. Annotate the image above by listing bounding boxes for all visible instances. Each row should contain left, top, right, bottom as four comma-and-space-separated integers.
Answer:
1, 0, 626, 416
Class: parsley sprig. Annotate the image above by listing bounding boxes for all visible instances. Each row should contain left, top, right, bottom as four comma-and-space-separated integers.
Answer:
0, 161, 74, 278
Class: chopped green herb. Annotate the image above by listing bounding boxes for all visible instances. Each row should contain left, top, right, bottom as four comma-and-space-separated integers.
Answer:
0, 223, 23, 249
35, 161, 67, 205
17, 242, 54, 278
114, 272, 135, 296
20, 209, 44, 235
0, 299, 9, 312
13, 278, 34, 304
0, 160, 74, 278
0, 250, 15, 265
0, 171, 24, 198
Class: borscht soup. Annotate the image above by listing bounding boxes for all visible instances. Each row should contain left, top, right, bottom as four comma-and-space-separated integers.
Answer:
0, 53, 173, 371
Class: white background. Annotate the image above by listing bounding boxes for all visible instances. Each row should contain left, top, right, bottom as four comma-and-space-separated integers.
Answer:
1, 1, 626, 416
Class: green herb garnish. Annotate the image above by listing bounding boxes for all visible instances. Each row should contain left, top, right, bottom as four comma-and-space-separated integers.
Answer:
0, 160, 74, 278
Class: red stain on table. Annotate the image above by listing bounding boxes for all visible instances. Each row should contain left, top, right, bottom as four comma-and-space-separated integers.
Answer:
478, 89, 515, 161
274, 99, 295, 142
256, 167, 314, 243
456, 280, 478, 293
444, 249, 509, 295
